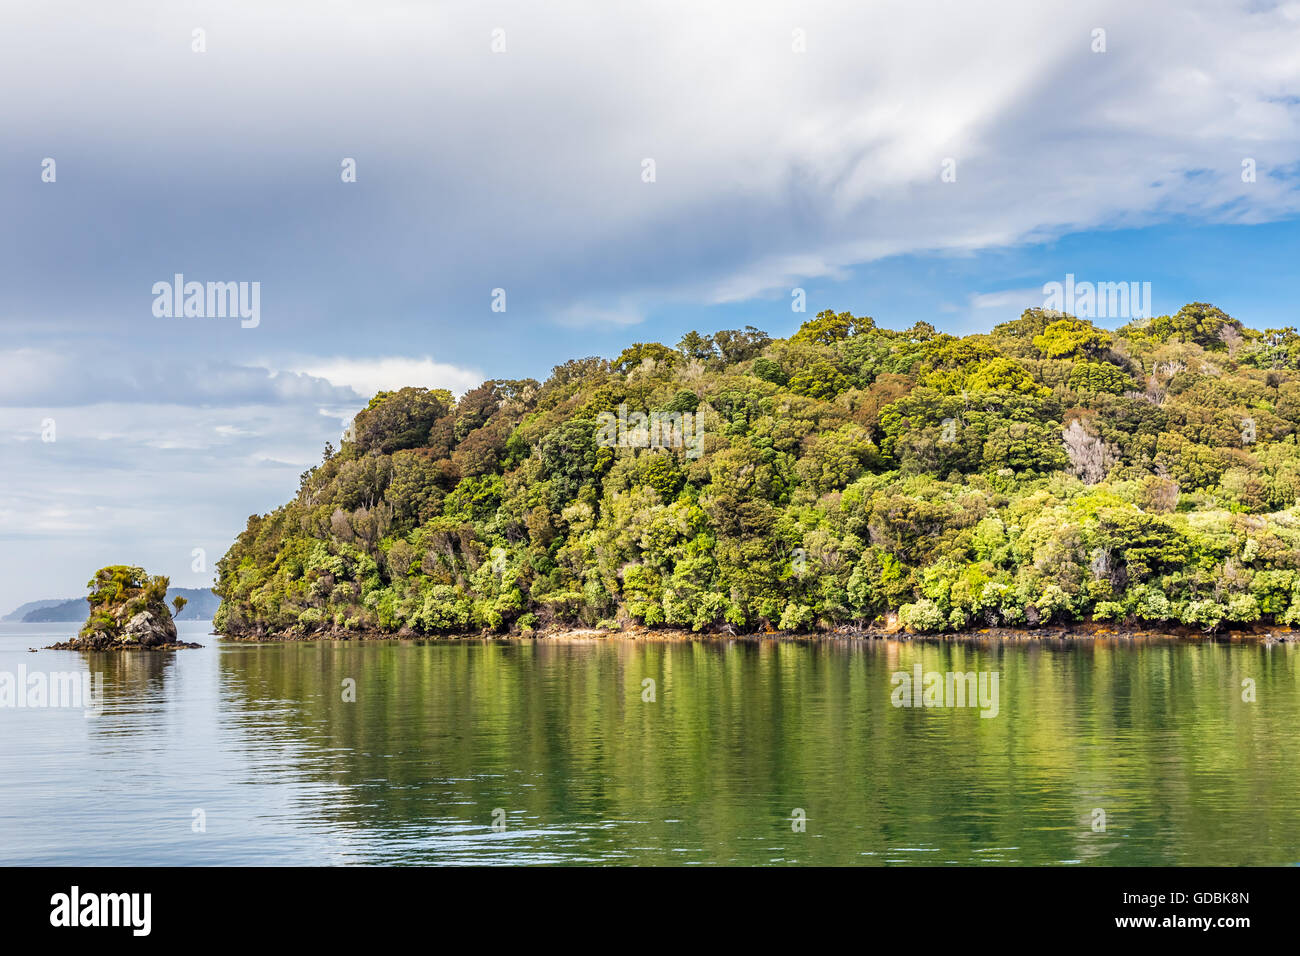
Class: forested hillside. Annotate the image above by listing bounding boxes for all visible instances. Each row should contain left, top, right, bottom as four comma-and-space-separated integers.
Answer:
214, 304, 1300, 636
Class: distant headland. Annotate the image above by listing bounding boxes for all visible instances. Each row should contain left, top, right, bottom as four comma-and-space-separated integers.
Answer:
5, 587, 219, 624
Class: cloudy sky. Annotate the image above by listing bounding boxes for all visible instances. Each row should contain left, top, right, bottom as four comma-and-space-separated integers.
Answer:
2, 0, 1300, 613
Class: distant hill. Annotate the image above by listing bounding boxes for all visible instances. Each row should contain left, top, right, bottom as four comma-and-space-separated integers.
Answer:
1, 598, 70, 621
20, 600, 82, 621
13, 588, 220, 623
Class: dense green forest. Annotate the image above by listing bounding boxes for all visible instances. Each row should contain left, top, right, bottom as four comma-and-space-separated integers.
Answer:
214, 304, 1300, 636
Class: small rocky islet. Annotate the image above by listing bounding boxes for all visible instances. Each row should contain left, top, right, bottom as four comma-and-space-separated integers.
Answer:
45, 565, 202, 651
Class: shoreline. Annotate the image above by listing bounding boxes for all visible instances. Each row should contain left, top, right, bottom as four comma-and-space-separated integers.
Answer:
215, 621, 1298, 646
44, 640, 203, 651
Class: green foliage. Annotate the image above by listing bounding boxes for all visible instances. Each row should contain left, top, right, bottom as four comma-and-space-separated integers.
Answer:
80, 565, 176, 641
966, 357, 1051, 395
613, 341, 678, 374
349, 387, 450, 455
1123, 302, 1242, 350
1068, 361, 1134, 395
751, 357, 788, 386
787, 361, 849, 400
1033, 318, 1113, 359
215, 303, 1300, 637
900, 598, 947, 632
791, 310, 874, 346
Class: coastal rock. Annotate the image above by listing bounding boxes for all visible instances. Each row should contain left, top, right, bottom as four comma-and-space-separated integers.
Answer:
46, 565, 200, 651
122, 610, 177, 647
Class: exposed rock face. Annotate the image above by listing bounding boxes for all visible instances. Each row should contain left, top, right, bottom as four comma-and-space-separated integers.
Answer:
75, 610, 177, 648
122, 610, 178, 646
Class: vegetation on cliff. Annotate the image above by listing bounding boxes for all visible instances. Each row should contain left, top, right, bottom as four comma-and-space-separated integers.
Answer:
214, 304, 1300, 636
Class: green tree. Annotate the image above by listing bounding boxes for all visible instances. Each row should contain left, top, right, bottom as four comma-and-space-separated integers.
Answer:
1032, 318, 1113, 359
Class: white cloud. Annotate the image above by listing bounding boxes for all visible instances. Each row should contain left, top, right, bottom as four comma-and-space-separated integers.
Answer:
970, 288, 1046, 311
0, 349, 361, 408
0, 398, 340, 611
4, 1, 1299, 324
553, 303, 646, 329
278, 357, 484, 400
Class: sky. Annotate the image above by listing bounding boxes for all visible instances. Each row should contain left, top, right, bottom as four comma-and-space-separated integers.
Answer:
2, 0, 1300, 613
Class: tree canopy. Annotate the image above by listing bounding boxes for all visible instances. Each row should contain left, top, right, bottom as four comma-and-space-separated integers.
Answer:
214, 305, 1300, 636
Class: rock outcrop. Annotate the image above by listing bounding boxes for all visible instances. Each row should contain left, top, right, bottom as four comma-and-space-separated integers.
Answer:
47, 565, 200, 651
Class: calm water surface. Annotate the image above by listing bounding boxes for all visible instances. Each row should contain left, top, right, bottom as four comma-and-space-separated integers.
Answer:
1, 621, 1297, 865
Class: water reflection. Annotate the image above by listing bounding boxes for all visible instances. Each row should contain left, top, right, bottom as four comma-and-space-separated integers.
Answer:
206, 636, 1300, 865
1, 622, 1297, 864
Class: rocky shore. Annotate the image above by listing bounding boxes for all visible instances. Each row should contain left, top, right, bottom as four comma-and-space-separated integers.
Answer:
215, 619, 1297, 645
